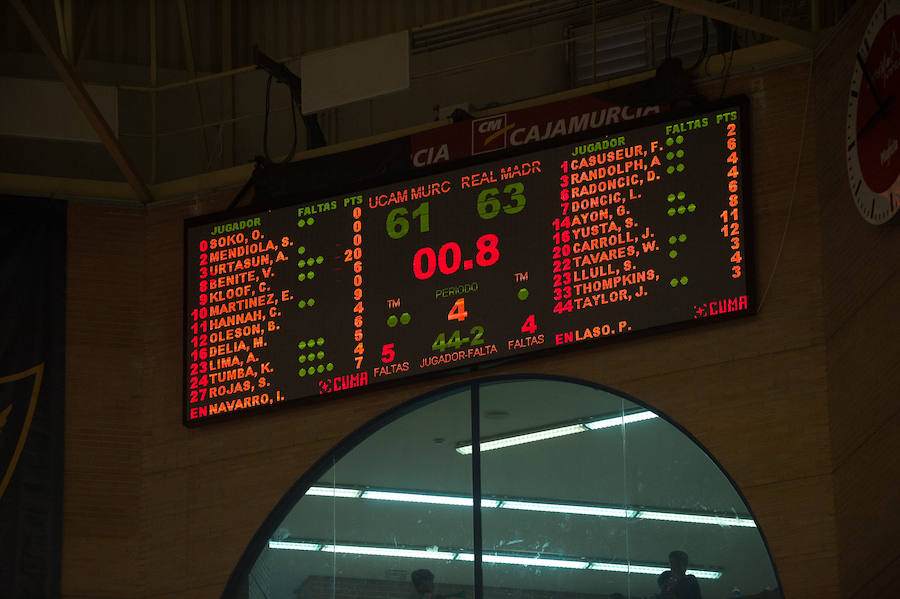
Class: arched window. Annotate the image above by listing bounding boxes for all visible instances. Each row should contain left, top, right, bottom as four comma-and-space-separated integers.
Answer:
224, 376, 781, 599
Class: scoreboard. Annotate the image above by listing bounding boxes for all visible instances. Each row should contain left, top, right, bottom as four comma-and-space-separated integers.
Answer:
184, 98, 752, 425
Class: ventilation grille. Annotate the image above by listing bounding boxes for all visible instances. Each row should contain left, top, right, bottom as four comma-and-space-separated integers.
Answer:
570, 9, 719, 87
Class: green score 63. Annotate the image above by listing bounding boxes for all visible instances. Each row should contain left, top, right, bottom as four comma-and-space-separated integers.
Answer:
477, 182, 526, 219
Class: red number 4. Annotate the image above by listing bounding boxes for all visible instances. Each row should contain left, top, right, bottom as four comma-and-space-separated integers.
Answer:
448, 298, 468, 322
521, 314, 537, 335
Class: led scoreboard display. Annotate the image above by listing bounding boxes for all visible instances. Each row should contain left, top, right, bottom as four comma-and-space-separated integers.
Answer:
184, 99, 752, 425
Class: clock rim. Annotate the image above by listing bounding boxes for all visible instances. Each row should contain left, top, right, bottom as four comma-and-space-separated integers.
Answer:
845, 0, 900, 225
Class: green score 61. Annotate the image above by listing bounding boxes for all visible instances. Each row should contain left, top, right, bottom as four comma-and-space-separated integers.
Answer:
477, 182, 526, 219
386, 202, 430, 240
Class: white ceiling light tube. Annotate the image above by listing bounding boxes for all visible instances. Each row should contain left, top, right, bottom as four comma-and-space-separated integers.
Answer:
499, 500, 635, 518
303, 486, 755, 528
589, 562, 665, 574
305, 486, 363, 498
321, 544, 456, 560
584, 411, 659, 430
636, 510, 757, 528
268, 541, 724, 579
267, 541, 321, 551
457, 553, 590, 569
456, 410, 658, 454
456, 424, 588, 455
361, 490, 500, 508
588, 562, 721, 579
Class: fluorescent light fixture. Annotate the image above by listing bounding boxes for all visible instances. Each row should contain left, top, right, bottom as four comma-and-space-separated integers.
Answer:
361, 490, 500, 508
321, 544, 456, 560
305, 486, 362, 498
303, 485, 756, 529
589, 562, 665, 574
499, 500, 635, 519
268, 541, 724, 579
687, 569, 723, 580
585, 411, 659, 430
636, 511, 757, 528
456, 424, 588, 455
588, 563, 721, 579
458, 553, 590, 569
267, 541, 320, 551
456, 411, 658, 454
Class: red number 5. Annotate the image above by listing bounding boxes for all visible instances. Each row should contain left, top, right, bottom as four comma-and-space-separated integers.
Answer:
381, 343, 395, 363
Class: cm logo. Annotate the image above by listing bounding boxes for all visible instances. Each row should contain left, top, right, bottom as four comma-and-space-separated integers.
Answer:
472, 114, 514, 155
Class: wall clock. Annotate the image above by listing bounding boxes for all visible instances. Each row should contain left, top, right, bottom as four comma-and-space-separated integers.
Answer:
846, 0, 900, 224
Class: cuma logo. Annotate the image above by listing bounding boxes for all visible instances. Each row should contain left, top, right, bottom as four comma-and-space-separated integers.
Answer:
472, 114, 511, 155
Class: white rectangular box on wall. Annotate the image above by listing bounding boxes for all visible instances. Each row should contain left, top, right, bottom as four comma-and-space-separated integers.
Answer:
300, 30, 410, 114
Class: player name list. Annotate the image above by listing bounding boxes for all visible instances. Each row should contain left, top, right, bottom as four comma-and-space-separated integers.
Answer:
184, 104, 751, 423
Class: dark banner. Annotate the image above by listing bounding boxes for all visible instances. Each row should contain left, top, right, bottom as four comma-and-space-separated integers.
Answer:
0, 197, 66, 598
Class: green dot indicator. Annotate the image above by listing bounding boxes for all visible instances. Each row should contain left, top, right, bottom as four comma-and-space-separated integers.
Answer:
307, 367, 316, 376
317, 351, 324, 359
306, 217, 315, 225
680, 276, 689, 285
669, 250, 678, 259
297, 273, 306, 282
400, 312, 411, 325
308, 271, 315, 279
676, 149, 684, 158
666, 137, 674, 146
678, 206, 687, 215
317, 337, 325, 345
298, 300, 306, 308
298, 341, 307, 350
678, 233, 687, 242
667, 166, 675, 175
298, 246, 306, 255
307, 353, 315, 362
298, 370, 305, 377
298, 261, 305, 269
316, 256, 324, 264
687, 203, 696, 212
667, 193, 675, 202
676, 163, 685, 172
667, 208, 676, 216
387, 315, 399, 327
666, 151, 674, 160
677, 191, 686, 200
668, 235, 677, 244
306, 258, 314, 267
308, 339, 315, 347
297, 220, 305, 228
517, 288, 529, 301
676, 135, 684, 144
317, 365, 325, 374
670, 278, 679, 287
298, 355, 306, 363
308, 298, 315, 307
326, 363, 334, 372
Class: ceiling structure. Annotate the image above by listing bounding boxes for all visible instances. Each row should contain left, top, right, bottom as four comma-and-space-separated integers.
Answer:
1, 0, 856, 204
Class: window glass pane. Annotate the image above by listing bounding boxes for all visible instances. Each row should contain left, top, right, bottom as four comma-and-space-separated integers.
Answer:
245, 387, 474, 599
477, 379, 630, 596
622, 398, 781, 597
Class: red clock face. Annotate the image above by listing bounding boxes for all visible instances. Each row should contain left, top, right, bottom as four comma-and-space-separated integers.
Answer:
856, 14, 900, 193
